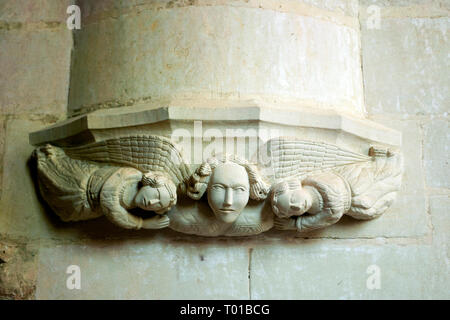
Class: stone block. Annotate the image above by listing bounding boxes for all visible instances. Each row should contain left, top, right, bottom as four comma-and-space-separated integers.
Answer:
76, 0, 359, 22
36, 240, 250, 299
429, 196, 450, 258
250, 241, 450, 299
0, 116, 5, 197
0, 119, 80, 240
0, 240, 38, 299
0, 0, 73, 24
0, 28, 72, 115
423, 119, 449, 188
360, 0, 449, 17
372, 118, 425, 196
361, 15, 449, 115
68, 5, 363, 116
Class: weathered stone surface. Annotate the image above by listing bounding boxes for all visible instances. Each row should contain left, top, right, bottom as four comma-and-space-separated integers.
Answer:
430, 196, 450, 258
0, 116, 5, 198
0, 240, 38, 300
361, 15, 449, 115
29, 105, 402, 147
0, 0, 73, 24
0, 119, 79, 240
360, 0, 449, 17
0, 28, 72, 115
371, 118, 425, 196
423, 119, 449, 188
285, 118, 428, 239
298, 193, 429, 239
77, 0, 359, 22
68, 5, 363, 116
0, 0, 447, 301
250, 241, 449, 299
36, 240, 249, 299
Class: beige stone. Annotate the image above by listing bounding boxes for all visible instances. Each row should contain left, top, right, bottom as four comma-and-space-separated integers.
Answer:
0, 116, 5, 198
0, 240, 38, 300
371, 119, 425, 196
29, 105, 402, 147
300, 193, 429, 239
1, 0, 448, 301
68, 5, 364, 116
361, 15, 449, 115
0, 27, 72, 115
429, 196, 450, 258
0, 0, 73, 24
266, 118, 428, 239
35, 143, 178, 230
0, 119, 80, 240
360, 0, 449, 19
31, 132, 404, 236
423, 119, 449, 188
36, 240, 250, 299
250, 241, 449, 299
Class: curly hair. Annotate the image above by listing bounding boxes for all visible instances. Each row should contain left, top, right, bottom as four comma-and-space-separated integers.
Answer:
187, 154, 270, 201
141, 171, 177, 213
270, 179, 302, 218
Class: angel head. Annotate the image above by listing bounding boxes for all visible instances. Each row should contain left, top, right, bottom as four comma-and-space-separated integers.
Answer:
133, 172, 177, 214
270, 179, 314, 218
189, 155, 269, 223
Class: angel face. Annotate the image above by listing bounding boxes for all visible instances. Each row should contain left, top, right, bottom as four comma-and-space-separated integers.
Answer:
207, 162, 250, 223
134, 183, 176, 214
271, 180, 313, 218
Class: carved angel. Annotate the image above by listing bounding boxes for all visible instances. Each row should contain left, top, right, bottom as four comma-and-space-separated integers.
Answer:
270, 147, 403, 232
34, 144, 177, 230
63, 135, 193, 194
255, 137, 374, 182
168, 154, 273, 236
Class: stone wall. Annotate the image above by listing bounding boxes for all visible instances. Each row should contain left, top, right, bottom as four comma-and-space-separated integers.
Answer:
0, 0, 448, 299
0, 0, 73, 299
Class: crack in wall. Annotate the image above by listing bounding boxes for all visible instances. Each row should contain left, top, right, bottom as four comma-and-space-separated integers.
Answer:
248, 247, 253, 300
0, 20, 63, 31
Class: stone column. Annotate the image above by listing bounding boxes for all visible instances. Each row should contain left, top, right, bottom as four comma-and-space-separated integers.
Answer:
69, 0, 364, 117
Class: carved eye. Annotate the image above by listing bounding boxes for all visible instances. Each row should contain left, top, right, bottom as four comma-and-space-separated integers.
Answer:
234, 186, 246, 192
211, 184, 224, 190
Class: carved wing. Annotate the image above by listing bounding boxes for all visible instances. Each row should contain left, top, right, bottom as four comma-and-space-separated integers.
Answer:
335, 150, 404, 220
64, 135, 193, 191
255, 137, 371, 183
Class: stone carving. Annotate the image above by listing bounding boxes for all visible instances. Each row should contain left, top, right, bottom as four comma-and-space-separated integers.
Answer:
270, 146, 403, 232
34, 144, 176, 230
255, 138, 373, 182
168, 155, 272, 236
32, 135, 403, 236
64, 135, 192, 193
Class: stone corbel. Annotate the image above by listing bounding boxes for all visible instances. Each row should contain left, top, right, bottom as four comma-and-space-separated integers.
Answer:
29, 105, 403, 237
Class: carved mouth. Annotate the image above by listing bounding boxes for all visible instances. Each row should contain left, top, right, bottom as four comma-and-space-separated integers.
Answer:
218, 209, 237, 213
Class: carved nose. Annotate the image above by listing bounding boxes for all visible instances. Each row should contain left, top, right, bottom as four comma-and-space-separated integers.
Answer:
224, 188, 233, 206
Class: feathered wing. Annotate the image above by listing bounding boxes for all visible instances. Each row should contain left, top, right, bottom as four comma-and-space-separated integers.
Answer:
64, 135, 193, 192
334, 151, 404, 220
34, 144, 103, 221
255, 137, 371, 183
